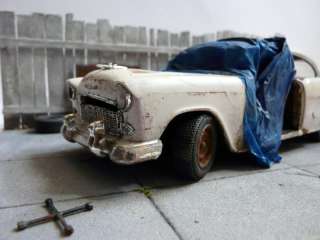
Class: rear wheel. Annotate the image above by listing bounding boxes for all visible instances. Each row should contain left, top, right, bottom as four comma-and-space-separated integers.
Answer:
168, 114, 217, 181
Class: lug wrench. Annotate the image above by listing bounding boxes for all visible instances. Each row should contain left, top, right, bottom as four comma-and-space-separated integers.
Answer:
45, 198, 74, 236
16, 198, 93, 236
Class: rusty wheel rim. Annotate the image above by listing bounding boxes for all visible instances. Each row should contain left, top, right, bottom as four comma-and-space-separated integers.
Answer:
197, 124, 214, 169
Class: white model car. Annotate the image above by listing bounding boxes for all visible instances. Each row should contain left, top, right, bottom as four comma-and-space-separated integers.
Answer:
62, 54, 320, 180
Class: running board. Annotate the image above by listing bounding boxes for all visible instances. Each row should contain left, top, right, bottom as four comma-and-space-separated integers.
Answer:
281, 130, 303, 140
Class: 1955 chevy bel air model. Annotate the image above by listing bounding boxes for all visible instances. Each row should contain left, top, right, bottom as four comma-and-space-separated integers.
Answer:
62, 53, 320, 180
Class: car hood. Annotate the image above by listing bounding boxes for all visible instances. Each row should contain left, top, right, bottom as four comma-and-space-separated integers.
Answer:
75, 68, 242, 98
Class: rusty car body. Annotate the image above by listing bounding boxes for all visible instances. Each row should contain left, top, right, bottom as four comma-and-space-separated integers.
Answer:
62, 54, 320, 180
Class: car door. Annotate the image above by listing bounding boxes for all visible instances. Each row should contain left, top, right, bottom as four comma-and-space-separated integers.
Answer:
294, 53, 320, 133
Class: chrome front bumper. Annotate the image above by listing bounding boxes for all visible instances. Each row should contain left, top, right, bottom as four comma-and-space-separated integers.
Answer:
62, 114, 163, 165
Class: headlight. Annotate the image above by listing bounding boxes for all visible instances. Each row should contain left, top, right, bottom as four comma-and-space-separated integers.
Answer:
116, 83, 132, 111
68, 85, 77, 100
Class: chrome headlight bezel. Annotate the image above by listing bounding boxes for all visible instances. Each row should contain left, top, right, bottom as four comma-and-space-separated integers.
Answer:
116, 83, 133, 111
68, 84, 77, 100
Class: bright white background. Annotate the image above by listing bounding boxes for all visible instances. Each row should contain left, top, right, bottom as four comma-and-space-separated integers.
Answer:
1, 0, 320, 129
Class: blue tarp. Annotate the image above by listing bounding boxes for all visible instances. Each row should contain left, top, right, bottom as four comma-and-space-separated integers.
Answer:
165, 37, 295, 167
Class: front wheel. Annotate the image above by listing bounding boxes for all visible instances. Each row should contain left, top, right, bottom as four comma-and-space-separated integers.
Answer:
169, 114, 217, 181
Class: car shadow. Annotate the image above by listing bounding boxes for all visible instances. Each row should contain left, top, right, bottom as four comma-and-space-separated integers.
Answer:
26, 135, 313, 198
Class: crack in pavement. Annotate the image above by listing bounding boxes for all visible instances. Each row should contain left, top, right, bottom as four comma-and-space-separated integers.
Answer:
133, 175, 184, 240
286, 164, 320, 179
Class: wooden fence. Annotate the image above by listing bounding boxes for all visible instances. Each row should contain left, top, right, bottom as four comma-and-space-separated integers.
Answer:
0, 11, 251, 128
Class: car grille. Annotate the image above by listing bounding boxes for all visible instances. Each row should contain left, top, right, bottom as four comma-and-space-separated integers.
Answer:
81, 104, 123, 135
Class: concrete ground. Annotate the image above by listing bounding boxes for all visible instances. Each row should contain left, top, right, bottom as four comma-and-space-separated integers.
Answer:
1, 130, 320, 240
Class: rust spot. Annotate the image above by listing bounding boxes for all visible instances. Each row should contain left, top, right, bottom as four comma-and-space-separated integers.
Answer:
84, 83, 98, 90
144, 128, 151, 131
302, 128, 309, 134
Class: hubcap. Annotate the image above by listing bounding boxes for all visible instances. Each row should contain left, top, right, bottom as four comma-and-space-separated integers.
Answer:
197, 124, 214, 169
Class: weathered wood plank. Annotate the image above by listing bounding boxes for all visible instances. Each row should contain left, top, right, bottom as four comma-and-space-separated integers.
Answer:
31, 14, 47, 110
85, 22, 99, 64
97, 19, 112, 43
64, 49, 75, 79
137, 52, 148, 69
150, 53, 158, 70
157, 30, 169, 46
149, 29, 155, 46
170, 33, 179, 47
124, 53, 141, 68
65, 14, 85, 79
45, 14, 66, 112
157, 54, 169, 70
17, 15, 33, 38
124, 26, 139, 44
85, 23, 98, 43
47, 48, 66, 112
31, 13, 46, 39
138, 27, 147, 45
0, 12, 19, 113
87, 50, 100, 64
0, 11, 15, 37
17, 14, 46, 109
1, 48, 19, 110
112, 26, 124, 44
17, 48, 34, 109
45, 14, 62, 40
33, 48, 46, 109
65, 14, 85, 42
179, 31, 191, 47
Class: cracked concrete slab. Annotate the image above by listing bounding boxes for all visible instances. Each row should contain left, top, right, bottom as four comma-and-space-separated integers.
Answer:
0, 192, 179, 240
0, 145, 139, 207
280, 138, 320, 166
133, 151, 290, 189
149, 168, 320, 240
0, 130, 81, 162
1, 130, 320, 240
297, 164, 320, 177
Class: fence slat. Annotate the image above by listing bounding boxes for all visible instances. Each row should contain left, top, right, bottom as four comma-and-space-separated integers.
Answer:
170, 33, 179, 47
0, 11, 15, 37
31, 14, 47, 110
179, 31, 191, 47
0, 12, 19, 113
1, 48, 19, 110
18, 48, 34, 109
138, 27, 147, 45
85, 23, 98, 43
157, 30, 169, 46
97, 19, 112, 43
33, 48, 46, 109
65, 13, 85, 80
66, 14, 85, 42
45, 14, 66, 112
